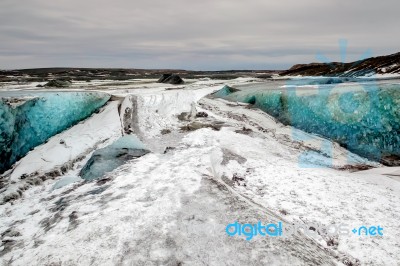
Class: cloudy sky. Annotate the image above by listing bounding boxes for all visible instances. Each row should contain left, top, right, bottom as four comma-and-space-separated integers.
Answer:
0, 0, 398, 70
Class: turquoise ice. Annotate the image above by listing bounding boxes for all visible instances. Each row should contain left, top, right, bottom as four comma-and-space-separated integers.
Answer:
0, 91, 110, 173
52, 175, 82, 190
214, 81, 400, 163
212, 85, 239, 98
80, 135, 150, 181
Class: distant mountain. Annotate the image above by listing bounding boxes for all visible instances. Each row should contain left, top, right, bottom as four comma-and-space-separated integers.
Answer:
281, 52, 400, 77
0, 68, 279, 82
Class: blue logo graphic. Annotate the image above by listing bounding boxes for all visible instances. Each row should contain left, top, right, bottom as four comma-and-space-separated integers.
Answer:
225, 221, 283, 240
352, 225, 384, 236
285, 39, 384, 168
226, 221, 384, 240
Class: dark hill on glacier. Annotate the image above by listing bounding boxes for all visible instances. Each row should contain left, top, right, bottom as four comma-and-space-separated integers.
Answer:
280, 52, 400, 77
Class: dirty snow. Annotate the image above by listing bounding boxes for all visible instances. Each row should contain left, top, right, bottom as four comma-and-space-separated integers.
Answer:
0, 78, 399, 266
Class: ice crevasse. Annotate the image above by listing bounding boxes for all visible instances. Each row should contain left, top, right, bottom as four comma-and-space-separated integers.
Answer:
214, 83, 400, 163
0, 91, 110, 173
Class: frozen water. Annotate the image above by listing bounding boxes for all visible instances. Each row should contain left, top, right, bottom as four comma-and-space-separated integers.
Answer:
211, 85, 239, 98
289, 77, 355, 85
52, 175, 82, 190
80, 135, 150, 181
215, 82, 400, 162
108, 134, 146, 150
0, 80, 399, 265
0, 92, 110, 173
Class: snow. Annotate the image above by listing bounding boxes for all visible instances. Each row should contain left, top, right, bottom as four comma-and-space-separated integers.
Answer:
0, 91, 110, 173
127, 84, 224, 138
0, 78, 399, 265
0, 101, 122, 204
79, 135, 149, 181
372, 73, 400, 79
199, 127, 400, 265
213, 81, 400, 162
199, 97, 378, 169
0, 129, 342, 265
355, 166, 400, 182
52, 176, 82, 190
8, 101, 122, 181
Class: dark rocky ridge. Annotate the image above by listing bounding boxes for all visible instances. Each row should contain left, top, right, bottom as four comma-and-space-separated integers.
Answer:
281, 52, 400, 77
42, 79, 72, 88
0, 68, 279, 83
1, 51, 399, 82
157, 74, 184, 84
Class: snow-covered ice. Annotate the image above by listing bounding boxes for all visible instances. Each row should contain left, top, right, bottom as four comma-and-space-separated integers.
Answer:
80, 135, 150, 181
0, 91, 110, 173
0, 78, 399, 265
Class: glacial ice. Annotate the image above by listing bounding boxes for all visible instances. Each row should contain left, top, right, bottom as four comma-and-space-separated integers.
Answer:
79, 135, 150, 181
211, 85, 240, 98
52, 175, 82, 190
289, 77, 355, 85
214, 82, 400, 162
0, 92, 110, 173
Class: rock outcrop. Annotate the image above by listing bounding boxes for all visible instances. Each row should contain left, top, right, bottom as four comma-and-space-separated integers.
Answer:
43, 79, 72, 87
157, 74, 184, 84
280, 52, 400, 77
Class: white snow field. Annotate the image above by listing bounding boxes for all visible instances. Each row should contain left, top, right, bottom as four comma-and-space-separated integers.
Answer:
0, 78, 399, 266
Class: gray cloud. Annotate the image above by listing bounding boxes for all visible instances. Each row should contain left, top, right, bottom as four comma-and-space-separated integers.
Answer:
0, 0, 399, 70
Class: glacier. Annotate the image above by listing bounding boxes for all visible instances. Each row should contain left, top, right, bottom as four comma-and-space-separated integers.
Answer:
79, 135, 150, 181
211, 85, 240, 98
0, 78, 400, 265
214, 82, 400, 163
52, 175, 82, 190
0, 91, 110, 173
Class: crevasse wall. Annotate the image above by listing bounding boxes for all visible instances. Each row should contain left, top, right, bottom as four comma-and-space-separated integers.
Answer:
0, 92, 110, 173
216, 83, 400, 162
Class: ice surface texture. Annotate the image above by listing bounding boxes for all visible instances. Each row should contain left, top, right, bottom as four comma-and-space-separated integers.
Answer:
0, 92, 110, 173
80, 135, 150, 181
215, 82, 400, 162
211, 85, 240, 98
52, 175, 82, 190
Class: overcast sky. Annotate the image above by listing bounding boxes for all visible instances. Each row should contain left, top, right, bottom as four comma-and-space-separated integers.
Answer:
0, 0, 398, 70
